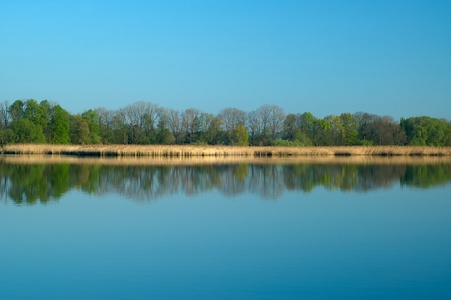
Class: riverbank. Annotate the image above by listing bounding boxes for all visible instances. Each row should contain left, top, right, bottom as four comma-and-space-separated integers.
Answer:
1, 144, 451, 157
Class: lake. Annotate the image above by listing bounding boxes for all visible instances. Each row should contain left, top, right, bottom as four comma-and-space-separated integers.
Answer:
1, 156, 450, 299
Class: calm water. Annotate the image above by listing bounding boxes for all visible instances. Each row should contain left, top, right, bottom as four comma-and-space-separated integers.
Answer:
1, 158, 450, 299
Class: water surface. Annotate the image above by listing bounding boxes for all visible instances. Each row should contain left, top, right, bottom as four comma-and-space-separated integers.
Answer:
0, 157, 450, 299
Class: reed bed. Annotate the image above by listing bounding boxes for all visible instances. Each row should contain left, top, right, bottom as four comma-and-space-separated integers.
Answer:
1, 144, 451, 157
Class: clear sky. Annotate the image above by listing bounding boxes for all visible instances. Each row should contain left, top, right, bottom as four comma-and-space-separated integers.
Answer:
1, 0, 450, 120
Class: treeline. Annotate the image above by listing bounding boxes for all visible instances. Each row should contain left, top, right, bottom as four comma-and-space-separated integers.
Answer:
0, 99, 450, 146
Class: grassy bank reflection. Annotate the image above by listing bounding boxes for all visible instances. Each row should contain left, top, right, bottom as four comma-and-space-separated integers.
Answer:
1, 156, 450, 204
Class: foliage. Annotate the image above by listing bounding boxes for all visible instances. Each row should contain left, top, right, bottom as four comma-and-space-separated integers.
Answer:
156, 116, 175, 145
81, 109, 101, 144
199, 114, 223, 145
0, 128, 14, 146
338, 113, 359, 145
401, 116, 451, 146
9, 119, 46, 143
355, 112, 406, 145
70, 115, 90, 144
8, 100, 25, 122
49, 105, 70, 144
230, 125, 249, 146
0, 99, 449, 147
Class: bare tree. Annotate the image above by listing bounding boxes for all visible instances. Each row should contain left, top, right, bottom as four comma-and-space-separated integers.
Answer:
250, 105, 285, 142
257, 105, 272, 137
246, 110, 260, 145
113, 108, 129, 144
355, 112, 406, 145
181, 108, 201, 143
267, 105, 285, 140
218, 107, 246, 132
154, 108, 175, 144
167, 109, 184, 144
245, 105, 284, 145
122, 101, 160, 143
123, 101, 159, 129
283, 114, 298, 140
0, 101, 9, 128
95, 107, 116, 144
375, 116, 406, 145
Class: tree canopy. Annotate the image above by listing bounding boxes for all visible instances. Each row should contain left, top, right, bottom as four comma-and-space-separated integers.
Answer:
0, 99, 449, 147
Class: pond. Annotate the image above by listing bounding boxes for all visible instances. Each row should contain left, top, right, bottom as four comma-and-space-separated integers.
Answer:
1, 156, 450, 299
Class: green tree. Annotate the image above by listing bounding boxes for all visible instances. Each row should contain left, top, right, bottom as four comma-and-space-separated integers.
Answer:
355, 112, 377, 145
5, 99, 48, 144
9, 118, 46, 143
297, 112, 316, 143
199, 113, 223, 145
8, 100, 25, 122
339, 113, 359, 145
24, 99, 47, 130
49, 105, 70, 144
283, 114, 300, 141
401, 116, 451, 146
313, 118, 332, 146
0, 128, 14, 145
82, 109, 101, 144
230, 124, 249, 146
39, 100, 53, 141
325, 115, 343, 145
70, 115, 90, 144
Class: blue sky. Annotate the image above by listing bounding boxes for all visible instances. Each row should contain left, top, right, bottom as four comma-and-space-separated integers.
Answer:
1, 0, 450, 120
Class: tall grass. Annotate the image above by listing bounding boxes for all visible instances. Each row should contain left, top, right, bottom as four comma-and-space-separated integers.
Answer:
2, 144, 450, 157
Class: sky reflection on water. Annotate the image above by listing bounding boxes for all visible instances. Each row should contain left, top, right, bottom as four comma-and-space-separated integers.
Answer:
0, 160, 450, 299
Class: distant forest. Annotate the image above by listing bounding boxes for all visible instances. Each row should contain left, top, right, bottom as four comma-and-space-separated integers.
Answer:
0, 99, 450, 147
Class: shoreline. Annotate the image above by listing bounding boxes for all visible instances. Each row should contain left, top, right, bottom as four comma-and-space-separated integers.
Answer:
2, 154, 451, 166
1, 144, 451, 158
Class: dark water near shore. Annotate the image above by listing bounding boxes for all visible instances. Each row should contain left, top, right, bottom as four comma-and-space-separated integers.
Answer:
1, 159, 450, 299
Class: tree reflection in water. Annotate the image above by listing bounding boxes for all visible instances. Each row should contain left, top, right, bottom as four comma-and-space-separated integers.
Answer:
0, 161, 450, 205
